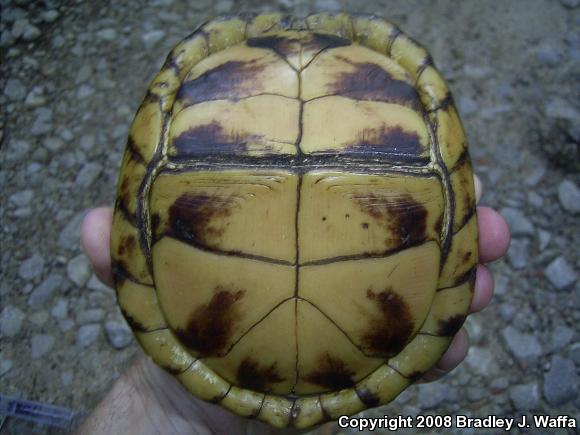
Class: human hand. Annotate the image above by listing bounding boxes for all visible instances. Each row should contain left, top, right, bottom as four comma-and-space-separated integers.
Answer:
78, 175, 509, 434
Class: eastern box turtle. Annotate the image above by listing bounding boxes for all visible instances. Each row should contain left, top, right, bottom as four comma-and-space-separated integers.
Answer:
112, 12, 478, 428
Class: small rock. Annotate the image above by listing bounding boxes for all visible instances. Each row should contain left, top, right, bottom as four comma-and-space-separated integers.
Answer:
44, 136, 65, 151
490, 377, 509, 392
549, 326, 575, 352
500, 207, 535, 237
77, 324, 101, 347
545, 98, 580, 121
525, 164, 546, 186
543, 356, 579, 405
50, 299, 69, 319
18, 253, 45, 280
28, 274, 63, 309
77, 84, 95, 99
76, 309, 105, 325
417, 383, 451, 409
96, 28, 117, 41
537, 229, 551, 251
31, 334, 55, 359
67, 254, 91, 287
0, 358, 13, 377
495, 274, 509, 297
527, 191, 543, 208
560, 0, 580, 8
536, 47, 561, 65
465, 346, 500, 377
61, 371, 73, 387
544, 256, 577, 290
79, 135, 95, 151
58, 319, 74, 332
142, 30, 166, 48
501, 326, 543, 365
42, 10, 59, 23
0, 305, 25, 337
458, 96, 478, 116
104, 321, 133, 349
4, 78, 26, 100
29, 310, 49, 327
31, 107, 53, 135
507, 239, 530, 269
510, 383, 540, 411
74, 162, 102, 187
570, 342, 580, 365
558, 180, 580, 214
58, 210, 87, 250
10, 189, 34, 208
24, 86, 45, 107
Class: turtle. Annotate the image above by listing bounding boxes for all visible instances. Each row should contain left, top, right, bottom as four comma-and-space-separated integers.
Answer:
111, 12, 478, 429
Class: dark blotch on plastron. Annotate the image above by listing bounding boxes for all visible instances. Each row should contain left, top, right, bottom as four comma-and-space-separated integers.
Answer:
168, 192, 235, 248
174, 286, 245, 356
173, 121, 257, 156
117, 234, 136, 256
305, 352, 356, 390
357, 388, 380, 407
361, 222, 369, 229
308, 33, 351, 50
236, 357, 285, 392
344, 126, 424, 158
355, 193, 428, 248
176, 60, 266, 105
332, 57, 422, 111
362, 288, 414, 357
437, 314, 466, 337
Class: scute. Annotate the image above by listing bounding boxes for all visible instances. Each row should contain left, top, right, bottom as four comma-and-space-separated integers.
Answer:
112, 12, 477, 429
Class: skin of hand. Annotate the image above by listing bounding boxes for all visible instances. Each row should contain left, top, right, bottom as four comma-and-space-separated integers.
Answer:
77, 176, 510, 435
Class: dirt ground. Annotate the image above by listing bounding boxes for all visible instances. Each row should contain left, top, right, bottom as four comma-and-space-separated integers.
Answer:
1, 0, 578, 433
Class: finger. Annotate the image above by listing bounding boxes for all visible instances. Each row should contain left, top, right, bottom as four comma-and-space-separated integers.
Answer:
81, 207, 114, 288
474, 174, 482, 205
420, 328, 469, 383
477, 206, 510, 263
470, 265, 494, 313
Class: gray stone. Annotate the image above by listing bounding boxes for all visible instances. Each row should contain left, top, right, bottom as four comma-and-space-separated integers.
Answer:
4, 78, 26, 100
76, 84, 95, 99
44, 136, 65, 152
0, 358, 13, 377
490, 377, 509, 392
31, 334, 55, 359
525, 164, 546, 186
495, 274, 509, 297
50, 299, 68, 319
31, 107, 53, 135
21, 24, 41, 41
500, 207, 535, 237
76, 309, 105, 325
58, 319, 74, 332
29, 310, 49, 327
549, 326, 575, 352
560, 0, 580, 8
417, 383, 451, 409
79, 135, 95, 151
545, 98, 580, 121
75, 162, 102, 187
24, 86, 45, 107
544, 257, 577, 290
96, 28, 117, 41
104, 321, 133, 349
77, 324, 101, 347
67, 254, 91, 287
142, 30, 166, 48
465, 346, 500, 377
458, 95, 478, 116
501, 326, 543, 365
507, 239, 530, 269
18, 253, 45, 280
42, 9, 59, 22
9, 189, 33, 207
510, 383, 540, 411
558, 180, 580, 214
0, 305, 25, 337
538, 229, 551, 251
61, 371, 73, 387
28, 274, 63, 309
570, 342, 580, 365
536, 47, 561, 65
58, 211, 87, 250
543, 356, 579, 406
6, 139, 31, 162
527, 191, 543, 208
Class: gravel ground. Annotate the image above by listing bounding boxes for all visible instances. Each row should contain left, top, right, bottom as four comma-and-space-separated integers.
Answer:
1, 0, 579, 433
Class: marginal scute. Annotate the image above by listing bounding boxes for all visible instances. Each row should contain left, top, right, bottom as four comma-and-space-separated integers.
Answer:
319, 388, 365, 420
450, 155, 476, 232
440, 214, 478, 288
111, 210, 152, 285
305, 13, 354, 40
416, 66, 449, 111
351, 15, 396, 55
136, 330, 195, 374
246, 13, 291, 37
420, 280, 473, 335
355, 364, 410, 406
116, 152, 147, 221
291, 397, 325, 429
435, 103, 467, 168
177, 359, 231, 401
202, 17, 247, 53
168, 33, 209, 79
128, 100, 163, 163
388, 334, 452, 378
258, 395, 293, 428
220, 386, 263, 417
116, 280, 165, 331
389, 33, 430, 81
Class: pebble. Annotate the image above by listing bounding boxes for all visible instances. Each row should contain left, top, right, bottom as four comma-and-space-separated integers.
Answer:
549, 325, 575, 352
58, 319, 75, 332
557, 180, 580, 214
61, 371, 73, 387
560, 0, 580, 8
0, 359, 13, 377
76, 309, 105, 325
527, 191, 543, 208
494, 274, 509, 297
75, 162, 102, 187
500, 207, 535, 237
104, 321, 133, 349
458, 95, 478, 116
79, 135, 96, 151
77, 324, 101, 347
545, 98, 580, 121
524, 164, 546, 186
570, 342, 580, 365
465, 346, 499, 377
24, 86, 45, 107
50, 299, 69, 319
58, 210, 87, 250
44, 136, 65, 152
96, 28, 117, 41
31, 107, 53, 135
67, 254, 91, 287
9, 189, 33, 208
31, 334, 55, 359
0, 305, 25, 337
77, 84, 95, 99
142, 30, 166, 48
537, 229, 551, 251
544, 256, 577, 290
4, 78, 26, 100
543, 356, 578, 405
490, 377, 509, 392
509, 383, 540, 411
42, 9, 59, 23
507, 239, 530, 270
417, 383, 451, 409
29, 310, 49, 327
501, 326, 543, 365
28, 274, 63, 309
18, 253, 45, 280
536, 47, 561, 65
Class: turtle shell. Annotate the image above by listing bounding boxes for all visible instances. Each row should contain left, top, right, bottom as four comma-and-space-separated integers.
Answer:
112, 13, 477, 429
